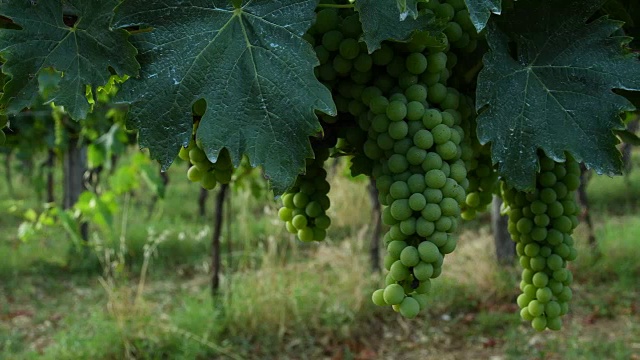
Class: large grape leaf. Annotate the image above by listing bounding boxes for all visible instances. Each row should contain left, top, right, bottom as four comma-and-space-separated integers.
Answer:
463, 0, 501, 32
113, 0, 335, 195
476, 0, 640, 190
356, 0, 444, 52
0, 0, 138, 120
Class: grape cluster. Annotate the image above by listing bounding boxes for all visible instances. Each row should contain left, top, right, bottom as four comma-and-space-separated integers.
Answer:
419, 0, 480, 54
355, 44, 469, 318
461, 144, 498, 220
278, 147, 332, 242
502, 155, 580, 331
277, 1, 480, 316
179, 137, 233, 191
305, 5, 375, 176
179, 99, 234, 191
368, 100, 468, 318
301, 1, 479, 318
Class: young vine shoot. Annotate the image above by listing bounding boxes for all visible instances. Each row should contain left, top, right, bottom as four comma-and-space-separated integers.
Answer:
1, 0, 639, 333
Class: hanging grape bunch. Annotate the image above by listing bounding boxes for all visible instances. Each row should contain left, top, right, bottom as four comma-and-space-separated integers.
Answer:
502, 155, 580, 331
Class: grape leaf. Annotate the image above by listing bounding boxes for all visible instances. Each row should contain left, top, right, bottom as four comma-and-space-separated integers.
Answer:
0, 0, 138, 120
113, 0, 335, 195
356, 0, 443, 52
615, 129, 640, 146
396, 0, 420, 20
463, 0, 502, 32
476, 0, 640, 190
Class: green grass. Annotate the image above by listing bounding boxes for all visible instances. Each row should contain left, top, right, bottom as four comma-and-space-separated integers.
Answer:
1, 153, 640, 359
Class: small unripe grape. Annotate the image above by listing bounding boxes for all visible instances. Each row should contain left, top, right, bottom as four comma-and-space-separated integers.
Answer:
383, 284, 405, 305
372, 289, 387, 306
399, 297, 420, 318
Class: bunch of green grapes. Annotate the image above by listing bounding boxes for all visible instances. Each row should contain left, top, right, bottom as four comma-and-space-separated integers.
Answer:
178, 137, 233, 191
419, 0, 480, 54
453, 96, 497, 220
459, 106, 498, 220
306, 6, 377, 176
178, 99, 233, 191
502, 154, 581, 331
461, 145, 498, 220
359, 41, 467, 318
278, 146, 332, 242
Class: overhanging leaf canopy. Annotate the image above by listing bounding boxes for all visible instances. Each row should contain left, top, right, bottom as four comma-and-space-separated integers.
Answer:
476, 0, 640, 190
113, 0, 336, 194
0, 0, 138, 120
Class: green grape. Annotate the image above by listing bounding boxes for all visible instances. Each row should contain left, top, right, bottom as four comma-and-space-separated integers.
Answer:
422, 109, 443, 129
413, 129, 434, 150
383, 284, 405, 305
339, 38, 360, 60
406, 101, 426, 121
354, 53, 373, 72
322, 30, 343, 52
372, 289, 387, 306
333, 55, 352, 74
371, 114, 390, 133
388, 241, 408, 260
531, 316, 547, 332
370, 96, 390, 115
387, 56, 406, 77
407, 147, 427, 166
201, 171, 218, 190
314, 8, 339, 33
454, 10, 474, 31
298, 228, 314, 242
390, 181, 410, 199
428, 83, 447, 104
387, 101, 408, 121
427, 52, 448, 74
405, 84, 428, 103
398, 72, 419, 89
406, 52, 428, 75
390, 199, 412, 221
407, 174, 426, 193
546, 316, 562, 331
444, 22, 463, 43
400, 246, 420, 267
178, 146, 191, 161
292, 214, 308, 229
388, 121, 409, 140
431, 124, 452, 144
435, 3, 455, 21
315, 215, 331, 229
293, 192, 309, 208
278, 207, 293, 222
315, 45, 330, 64
285, 221, 297, 234
372, 44, 394, 65
425, 169, 446, 188
189, 147, 207, 163
399, 297, 420, 318
187, 166, 203, 182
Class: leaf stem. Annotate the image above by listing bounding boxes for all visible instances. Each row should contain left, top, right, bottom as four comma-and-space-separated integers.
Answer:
317, 4, 355, 9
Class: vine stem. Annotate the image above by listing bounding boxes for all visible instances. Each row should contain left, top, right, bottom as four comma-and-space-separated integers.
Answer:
317, 3, 354, 9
